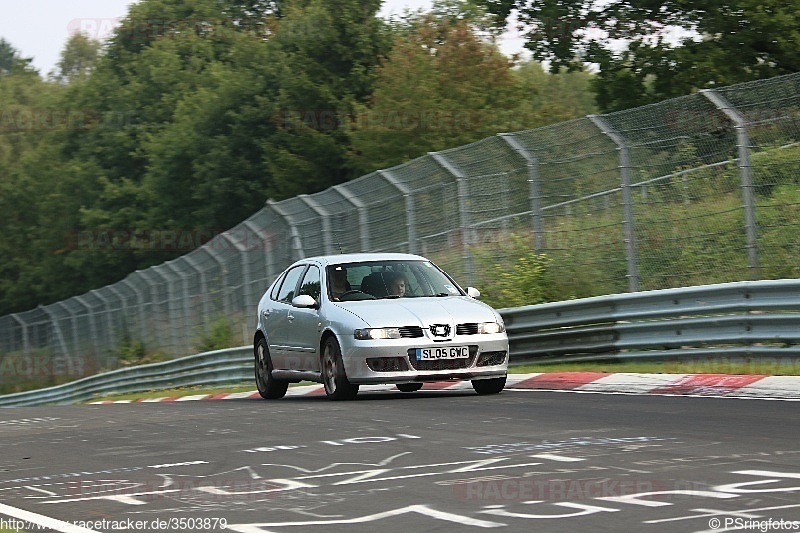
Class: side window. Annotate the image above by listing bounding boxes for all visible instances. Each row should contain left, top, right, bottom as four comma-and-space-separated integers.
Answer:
298, 266, 321, 301
275, 266, 305, 303
269, 273, 286, 300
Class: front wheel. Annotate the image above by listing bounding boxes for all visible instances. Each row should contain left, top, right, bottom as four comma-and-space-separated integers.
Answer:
255, 338, 289, 399
321, 336, 359, 401
472, 376, 506, 395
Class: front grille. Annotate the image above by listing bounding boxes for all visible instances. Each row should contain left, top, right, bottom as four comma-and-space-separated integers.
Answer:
399, 326, 424, 338
456, 323, 479, 335
476, 351, 507, 367
367, 357, 409, 372
407, 346, 477, 371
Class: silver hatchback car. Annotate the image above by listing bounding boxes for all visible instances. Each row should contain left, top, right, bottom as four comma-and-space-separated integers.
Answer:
253, 253, 509, 400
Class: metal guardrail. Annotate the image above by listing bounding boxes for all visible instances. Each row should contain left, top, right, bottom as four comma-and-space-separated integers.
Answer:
2, 279, 798, 407
505, 279, 800, 362
0, 347, 252, 407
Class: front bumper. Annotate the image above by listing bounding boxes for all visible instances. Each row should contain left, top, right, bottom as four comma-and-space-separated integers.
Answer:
340, 334, 509, 385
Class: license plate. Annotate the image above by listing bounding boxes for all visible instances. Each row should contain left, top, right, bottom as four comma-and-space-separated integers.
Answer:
416, 346, 469, 360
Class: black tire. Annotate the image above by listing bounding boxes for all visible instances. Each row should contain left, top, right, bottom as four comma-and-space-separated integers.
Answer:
321, 336, 359, 400
472, 376, 506, 395
396, 383, 423, 393
255, 337, 289, 399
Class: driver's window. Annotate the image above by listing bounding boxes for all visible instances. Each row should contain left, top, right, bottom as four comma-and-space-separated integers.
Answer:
298, 266, 321, 302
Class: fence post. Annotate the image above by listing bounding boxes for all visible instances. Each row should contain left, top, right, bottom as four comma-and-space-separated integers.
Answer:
90, 289, 115, 353
499, 133, 544, 253
121, 277, 147, 347
298, 194, 334, 255
379, 169, 417, 254
40, 304, 78, 379
701, 89, 761, 277
244, 219, 275, 293
164, 260, 192, 350
9, 314, 29, 357
74, 295, 100, 361
267, 199, 306, 260
588, 114, 640, 292
161, 265, 181, 354
54, 301, 78, 362
429, 152, 475, 286
204, 244, 231, 319
106, 283, 132, 358
221, 232, 253, 314
333, 184, 371, 252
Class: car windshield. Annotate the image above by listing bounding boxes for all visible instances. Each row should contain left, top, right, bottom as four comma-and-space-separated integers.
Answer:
327, 260, 464, 301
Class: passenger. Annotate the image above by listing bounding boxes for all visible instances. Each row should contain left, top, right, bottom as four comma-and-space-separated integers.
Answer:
387, 272, 407, 297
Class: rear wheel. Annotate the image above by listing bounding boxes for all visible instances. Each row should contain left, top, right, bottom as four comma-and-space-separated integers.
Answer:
472, 376, 506, 395
321, 336, 359, 401
396, 383, 423, 393
255, 338, 289, 399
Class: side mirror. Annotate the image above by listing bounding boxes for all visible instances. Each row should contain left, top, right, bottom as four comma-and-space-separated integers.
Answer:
291, 294, 318, 308
466, 287, 481, 299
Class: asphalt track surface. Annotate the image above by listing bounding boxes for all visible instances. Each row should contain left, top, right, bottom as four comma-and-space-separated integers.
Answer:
1, 388, 799, 533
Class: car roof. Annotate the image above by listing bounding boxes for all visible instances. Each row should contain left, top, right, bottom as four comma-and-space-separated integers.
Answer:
290, 253, 429, 268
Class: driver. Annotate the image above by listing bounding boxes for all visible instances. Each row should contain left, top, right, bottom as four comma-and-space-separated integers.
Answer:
329, 266, 350, 300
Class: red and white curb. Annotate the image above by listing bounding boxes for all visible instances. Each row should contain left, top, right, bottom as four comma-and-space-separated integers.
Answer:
89, 372, 800, 404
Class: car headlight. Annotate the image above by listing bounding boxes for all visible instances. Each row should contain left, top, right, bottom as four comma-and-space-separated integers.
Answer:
354, 328, 402, 340
478, 322, 505, 334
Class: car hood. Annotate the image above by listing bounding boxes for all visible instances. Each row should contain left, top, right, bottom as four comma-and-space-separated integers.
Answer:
337, 296, 501, 328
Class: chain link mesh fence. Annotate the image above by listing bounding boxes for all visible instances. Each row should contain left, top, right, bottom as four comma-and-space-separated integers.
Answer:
2, 73, 800, 390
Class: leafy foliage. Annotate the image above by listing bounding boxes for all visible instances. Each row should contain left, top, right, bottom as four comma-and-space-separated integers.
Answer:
0, 0, 598, 316
477, 0, 800, 111
472, 233, 557, 308
196, 314, 237, 352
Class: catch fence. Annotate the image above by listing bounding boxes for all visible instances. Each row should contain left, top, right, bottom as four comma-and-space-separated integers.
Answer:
2, 73, 799, 388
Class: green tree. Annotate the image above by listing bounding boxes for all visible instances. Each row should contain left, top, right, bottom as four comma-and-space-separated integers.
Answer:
52, 33, 101, 84
512, 60, 596, 128
347, 8, 596, 174
0, 38, 36, 75
478, 0, 800, 111
0, 49, 88, 313
347, 13, 521, 173
263, 0, 391, 195
0, 38, 17, 73
0, 0, 392, 314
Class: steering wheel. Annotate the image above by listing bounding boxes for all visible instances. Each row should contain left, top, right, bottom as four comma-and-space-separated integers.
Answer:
337, 290, 376, 301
